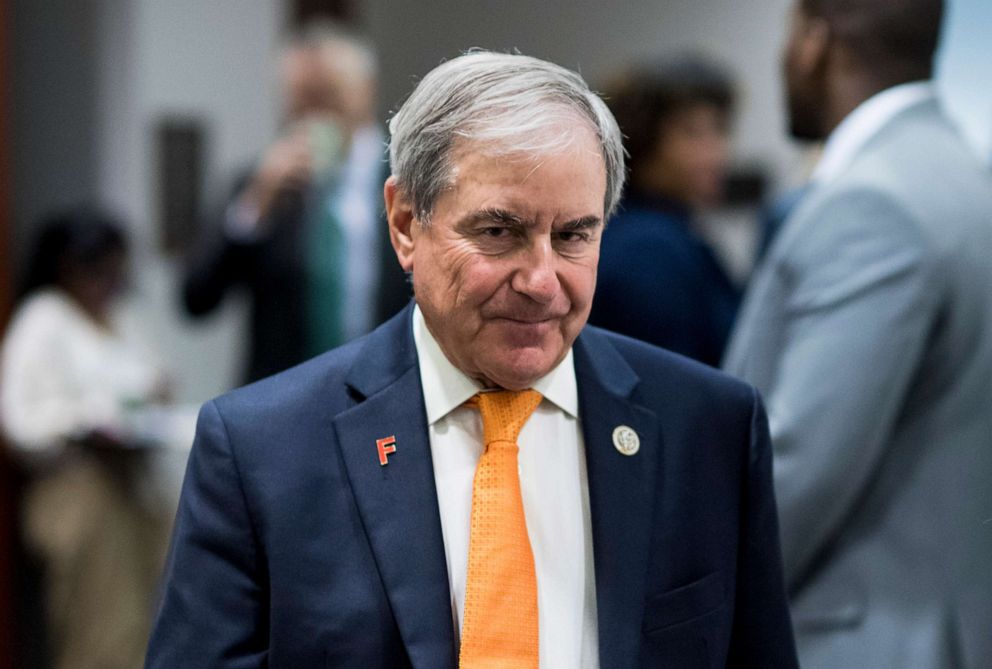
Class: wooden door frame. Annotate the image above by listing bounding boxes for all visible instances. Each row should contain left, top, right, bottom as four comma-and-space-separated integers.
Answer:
0, 0, 13, 664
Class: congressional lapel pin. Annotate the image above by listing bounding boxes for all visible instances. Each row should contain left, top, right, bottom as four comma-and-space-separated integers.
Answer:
612, 425, 640, 456
376, 435, 397, 466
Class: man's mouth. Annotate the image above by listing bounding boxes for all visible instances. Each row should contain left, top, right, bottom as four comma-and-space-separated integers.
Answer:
499, 316, 555, 324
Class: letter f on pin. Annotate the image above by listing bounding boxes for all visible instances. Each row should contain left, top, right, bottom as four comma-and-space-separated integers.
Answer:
377, 436, 397, 466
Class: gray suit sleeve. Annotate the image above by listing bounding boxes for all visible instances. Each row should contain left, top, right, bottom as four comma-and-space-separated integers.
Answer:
763, 189, 941, 587
145, 401, 269, 668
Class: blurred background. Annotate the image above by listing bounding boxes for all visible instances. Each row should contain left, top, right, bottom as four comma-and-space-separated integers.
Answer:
0, 0, 988, 666
6, 0, 992, 403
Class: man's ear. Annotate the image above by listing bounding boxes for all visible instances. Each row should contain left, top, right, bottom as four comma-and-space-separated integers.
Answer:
384, 176, 417, 272
795, 12, 831, 78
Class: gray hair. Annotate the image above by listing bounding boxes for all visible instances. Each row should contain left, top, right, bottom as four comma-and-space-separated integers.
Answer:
288, 19, 377, 79
388, 50, 626, 222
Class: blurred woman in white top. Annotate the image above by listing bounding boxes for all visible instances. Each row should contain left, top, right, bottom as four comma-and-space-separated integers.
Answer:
0, 208, 170, 669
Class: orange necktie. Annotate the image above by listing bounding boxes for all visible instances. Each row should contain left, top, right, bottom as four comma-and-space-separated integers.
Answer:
459, 389, 543, 668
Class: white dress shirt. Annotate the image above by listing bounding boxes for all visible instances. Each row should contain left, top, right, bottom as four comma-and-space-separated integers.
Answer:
412, 306, 600, 668
812, 81, 935, 186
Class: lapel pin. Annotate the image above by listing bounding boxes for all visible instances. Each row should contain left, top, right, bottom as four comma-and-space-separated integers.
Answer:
612, 425, 640, 456
377, 435, 397, 466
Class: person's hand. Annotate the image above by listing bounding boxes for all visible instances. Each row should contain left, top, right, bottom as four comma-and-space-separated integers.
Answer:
150, 373, 174, 405
241, 126, 314, 225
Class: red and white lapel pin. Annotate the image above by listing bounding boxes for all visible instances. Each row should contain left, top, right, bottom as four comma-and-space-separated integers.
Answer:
376, 435, 397, 466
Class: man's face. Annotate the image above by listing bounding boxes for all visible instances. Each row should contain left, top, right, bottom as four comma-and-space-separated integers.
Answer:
650, 102, 731, 208
390, 126, 606, 390
282, 43, 374, 132
783, 3, 828, 141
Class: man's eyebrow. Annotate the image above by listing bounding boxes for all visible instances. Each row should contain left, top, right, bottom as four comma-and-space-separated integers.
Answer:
558, 215, 602, 231
459, 209, 602, 230
461, 208, 526, 227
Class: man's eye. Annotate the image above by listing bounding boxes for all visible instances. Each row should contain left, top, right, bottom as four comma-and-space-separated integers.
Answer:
556, 231, 587, 243
483, 227, 508, 237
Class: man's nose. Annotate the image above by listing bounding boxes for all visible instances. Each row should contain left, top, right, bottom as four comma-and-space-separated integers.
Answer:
511, 238, 560, 304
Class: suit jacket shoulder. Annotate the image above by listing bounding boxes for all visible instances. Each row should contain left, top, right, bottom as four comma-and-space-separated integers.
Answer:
149, 307, 797, 669
724, 98, 992, 668
579, 325, 756, 417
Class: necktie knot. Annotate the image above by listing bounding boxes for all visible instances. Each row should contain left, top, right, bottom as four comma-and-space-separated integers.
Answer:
469, 389, 543, 447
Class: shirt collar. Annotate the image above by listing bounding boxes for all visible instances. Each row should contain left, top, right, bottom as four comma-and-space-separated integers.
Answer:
412, 304, 580, 424
812, 81, 934, 186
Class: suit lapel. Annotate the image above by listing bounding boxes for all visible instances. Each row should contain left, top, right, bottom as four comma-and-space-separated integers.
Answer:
574, 329, 662, 669
334, 305, 456, 669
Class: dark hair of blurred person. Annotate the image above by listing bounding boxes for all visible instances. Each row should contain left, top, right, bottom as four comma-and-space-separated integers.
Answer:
588, 54, 741, 366
610, 55, 735, 208
17, 208, 129, 322
785, 0, 944, 140
1, 208, 171, 669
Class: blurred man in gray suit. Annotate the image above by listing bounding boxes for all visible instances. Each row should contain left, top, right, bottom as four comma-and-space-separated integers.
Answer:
724, 0, 992, 666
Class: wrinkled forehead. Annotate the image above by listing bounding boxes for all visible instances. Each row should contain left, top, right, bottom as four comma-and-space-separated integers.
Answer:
439, 129, 608, 222
445, 112, 605, 181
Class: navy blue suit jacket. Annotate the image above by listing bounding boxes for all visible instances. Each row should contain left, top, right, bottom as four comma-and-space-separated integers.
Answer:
146, 303, 797, 668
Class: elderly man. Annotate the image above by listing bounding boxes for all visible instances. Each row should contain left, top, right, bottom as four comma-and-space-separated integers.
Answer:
147, 52, 797, 668
724, 0, 992, 667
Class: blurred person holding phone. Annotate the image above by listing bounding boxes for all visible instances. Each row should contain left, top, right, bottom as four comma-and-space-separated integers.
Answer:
183, 20, 408, 383
0, 208, 175, 669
